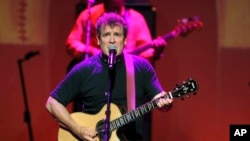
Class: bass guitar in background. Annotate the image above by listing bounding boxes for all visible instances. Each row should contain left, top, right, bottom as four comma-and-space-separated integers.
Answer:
67, 16, 203, 72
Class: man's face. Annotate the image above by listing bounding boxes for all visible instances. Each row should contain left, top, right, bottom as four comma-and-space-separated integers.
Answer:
97, 25, 126, 56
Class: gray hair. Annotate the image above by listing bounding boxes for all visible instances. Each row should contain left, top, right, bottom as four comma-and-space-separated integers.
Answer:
95, 12, 128, 39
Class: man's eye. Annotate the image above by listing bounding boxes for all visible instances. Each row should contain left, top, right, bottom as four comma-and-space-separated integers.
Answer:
102, 34, 108, 37
114, 33, 122, 37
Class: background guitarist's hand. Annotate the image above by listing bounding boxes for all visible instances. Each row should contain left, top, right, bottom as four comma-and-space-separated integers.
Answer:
67, 41, 86, 60
151, 37, 167, 60
134, 37, 167, 61
151, 36, 167, 47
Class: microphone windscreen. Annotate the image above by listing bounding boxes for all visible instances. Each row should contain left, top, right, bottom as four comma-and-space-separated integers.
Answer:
108, 45, 117, 51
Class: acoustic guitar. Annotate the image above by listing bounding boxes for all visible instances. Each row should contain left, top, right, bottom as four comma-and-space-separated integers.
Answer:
58, 78, 199, 141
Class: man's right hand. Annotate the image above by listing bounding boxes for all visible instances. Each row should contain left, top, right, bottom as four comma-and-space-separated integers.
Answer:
74, 126, 98, 141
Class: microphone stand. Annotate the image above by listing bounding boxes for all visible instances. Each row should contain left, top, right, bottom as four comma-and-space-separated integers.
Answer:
17, 51, 39, 141
84, 0, 95, 60
103, 67, 115, 141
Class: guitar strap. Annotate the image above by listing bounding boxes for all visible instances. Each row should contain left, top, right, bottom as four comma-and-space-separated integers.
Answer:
124, 53, 135, 112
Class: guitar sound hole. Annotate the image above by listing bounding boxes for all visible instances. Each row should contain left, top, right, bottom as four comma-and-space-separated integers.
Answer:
96, 119, 111, 140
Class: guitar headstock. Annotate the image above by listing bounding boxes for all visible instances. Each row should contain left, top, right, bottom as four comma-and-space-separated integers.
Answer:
174, 16, 203, 37
171, 78, 198, 100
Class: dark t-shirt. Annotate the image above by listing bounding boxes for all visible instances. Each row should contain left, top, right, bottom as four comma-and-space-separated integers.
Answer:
51, 53, 163, 140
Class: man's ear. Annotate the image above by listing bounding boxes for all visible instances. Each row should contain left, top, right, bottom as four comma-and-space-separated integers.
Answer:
96, 36, 100, 45
124, 38, 127, 45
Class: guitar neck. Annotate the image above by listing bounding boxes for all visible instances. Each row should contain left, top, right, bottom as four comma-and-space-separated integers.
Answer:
108, 93, 172, 132
128, 31, 177, 55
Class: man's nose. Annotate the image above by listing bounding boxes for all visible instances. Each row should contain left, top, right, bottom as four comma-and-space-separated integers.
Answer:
109, 35, 115, 43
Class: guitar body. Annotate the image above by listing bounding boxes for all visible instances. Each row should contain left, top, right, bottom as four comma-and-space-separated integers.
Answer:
58, 103, 123, 141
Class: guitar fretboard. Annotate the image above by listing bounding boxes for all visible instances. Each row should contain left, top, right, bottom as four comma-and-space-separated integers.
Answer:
109, 100, 157, 132
108, 93, 172, 132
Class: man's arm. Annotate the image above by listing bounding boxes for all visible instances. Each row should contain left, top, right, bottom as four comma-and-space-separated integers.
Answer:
65, 10, 101, 60
45, 96, 97, 140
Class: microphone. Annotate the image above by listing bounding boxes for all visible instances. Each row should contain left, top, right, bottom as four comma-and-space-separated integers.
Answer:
108, 45, 117, 69
24, 50, 40, 61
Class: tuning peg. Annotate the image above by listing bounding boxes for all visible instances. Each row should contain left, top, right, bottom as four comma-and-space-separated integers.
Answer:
175, 84, 181, 89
